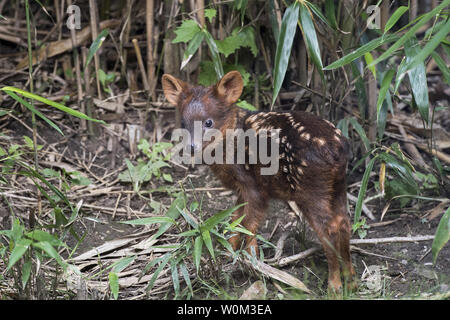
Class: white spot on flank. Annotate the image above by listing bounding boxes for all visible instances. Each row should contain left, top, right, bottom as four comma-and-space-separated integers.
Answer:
300, 132, 311, 140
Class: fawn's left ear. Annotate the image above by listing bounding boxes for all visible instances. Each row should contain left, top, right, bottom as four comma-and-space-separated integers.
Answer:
162, 74, 188, 106
215, 71, 243, 105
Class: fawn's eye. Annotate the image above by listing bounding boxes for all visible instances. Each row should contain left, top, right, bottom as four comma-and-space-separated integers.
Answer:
204, 119, 214, 128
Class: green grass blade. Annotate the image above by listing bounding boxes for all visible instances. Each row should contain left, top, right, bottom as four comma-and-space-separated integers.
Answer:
299, 2, 324, 82
151, 194, 184, 241
272, 1, 299, 106
170, 262, 180, 298
432, 206, 450, 264
179, 263, 193, 296
369, 0, 450, 67
403, 36, 430, 124
1, 86, 106, 124
431, 51, 450, 85
201, 229, 215, 261
85, 28, 109, 69
324, 34, 399, 70
119, 216, 176, 225
377, 69, 395, 119
4, 90, 64, 136
349, 117, 371, 151
147, 253, 171, 292
325, 0, 338, 30
109, 272, 119, 300
384, 6, 409, 34
202, 203, 246, 232
354, 156, 378, 224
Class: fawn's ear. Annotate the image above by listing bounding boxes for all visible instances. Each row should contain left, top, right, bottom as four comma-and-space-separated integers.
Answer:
162, 74, 187, 106
215, 71, 243, 104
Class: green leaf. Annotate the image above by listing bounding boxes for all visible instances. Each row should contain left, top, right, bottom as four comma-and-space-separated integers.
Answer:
215, 27, 258, 58
403, 36, 430, 124
323, 34, 399, 70
204, 9, 217, 23
305, 1, 332, 30
236, 100, 257, 111
179, 263, 193, 296
180, 31, 205, 70
1, 86, 105, 124
170, 263, 180, 298
109, 272, 119, 300
201, 229, 215, 261
354, 156, 378, 224
7, 238, 32, 271
272, 1, 299, 105
432, 206, 450, 264
22, 260, 32, 289
202, 203, 246, 232
384, 6, 409, 34
403, 18, 450, 75
150, 195, 184, 241
4, 90, 64, 136
119, 216, 176, 225
203, 30, 224, 79
172, 20, 201, 43
85, 28, 109, 69
431, 51, 450, 86
377, 69, 395, 120
299, 2, 324, 82
147, 253, 171, 292
325, 0, 338, 30
193, 235, 203, 272
32, 241, 64, 265
349, 117, 370, 151
369, 0, 450, 67
111, 256, 136, 273
364, 52, 377, 80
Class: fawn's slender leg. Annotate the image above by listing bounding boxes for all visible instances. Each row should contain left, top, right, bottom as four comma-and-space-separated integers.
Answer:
298, 200, 343, 292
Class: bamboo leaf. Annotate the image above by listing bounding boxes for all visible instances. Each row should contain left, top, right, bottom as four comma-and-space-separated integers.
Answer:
1, 86, 106, 124
377, 69, 395, 118
7, 238, 32, 271
109, 272, 119, 300
3, 90, 64, 136
201, 229, 215, 261
85, 28, 109, 69
369, 0, 450, 67
272, 1, 299, 105
384, 6, 409, 34
203, 29, 224, 79
202, 203, 246, 232
325, 0, 338, 30
432, 206, 450, 264
193, 235, 203, 272
323, 34, 399, 70
349, 117, 370, 152
403, 36, 430, 124
119, 216, 176, 225
354, 156, 378, 224
180, 31, 204, 70
431, 51, 450, 86
299, 2, 324, 82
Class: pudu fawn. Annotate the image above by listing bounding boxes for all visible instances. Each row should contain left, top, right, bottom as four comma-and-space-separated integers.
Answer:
162, 71, 356, 292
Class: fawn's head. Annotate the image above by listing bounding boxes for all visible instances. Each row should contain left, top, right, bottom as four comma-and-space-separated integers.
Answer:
162, 71, 243, 152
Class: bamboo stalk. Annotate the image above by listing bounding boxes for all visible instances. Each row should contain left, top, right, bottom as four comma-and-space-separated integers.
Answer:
146, 0, 155, 100
89, 0, 103, 100
132, 38, 150, 91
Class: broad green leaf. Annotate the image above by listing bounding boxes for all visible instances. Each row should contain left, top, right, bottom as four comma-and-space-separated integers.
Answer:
431, 51, 450, 85
201, 229, 215, 261
26, 230, 65, 248
7, 238, 32, 271
170, 263, 180, 297
22, 260, 32, 289
403, 37, 430, 124
432, 206, 450, 264
180, 31, 205, 70
120, 216, 176, 225
354, 156, 378, 224
193, 235, 203, 272
323, 34, 399, 70
1, 86, 105, 124
85, 28, 109, 69
147, 253, 171, 292
109, 272, 119, 299
4, 90, 64, 136
369, 0, 450, 67
272, 1, 299, 105
32, 241, 63, 265
384, 6, 409, 34
204, 9, 217, 23
150, 194, 184, 241
299, 2, 324, 82
172, 19, 201, 43
203, 30, 224, 79
364, 52, 376, 80
305, 1, 332, 30
179, 263, 193, 296
215, 27, 258, 58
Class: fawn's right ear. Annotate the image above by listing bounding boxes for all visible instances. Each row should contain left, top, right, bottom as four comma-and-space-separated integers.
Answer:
162, 74, 187, 106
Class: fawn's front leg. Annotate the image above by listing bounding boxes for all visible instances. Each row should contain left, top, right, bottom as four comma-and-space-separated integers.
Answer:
228, 191, 268, 255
